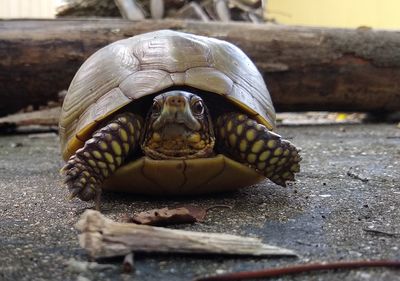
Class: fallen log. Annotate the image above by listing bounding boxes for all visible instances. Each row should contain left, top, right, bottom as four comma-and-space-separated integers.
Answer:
1, 19, 400, 116
76, 210, 297, 259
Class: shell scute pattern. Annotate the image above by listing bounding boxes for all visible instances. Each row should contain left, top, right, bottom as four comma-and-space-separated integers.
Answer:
60, 30, 275, 158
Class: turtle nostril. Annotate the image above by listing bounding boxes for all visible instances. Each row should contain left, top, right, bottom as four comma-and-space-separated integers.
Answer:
167, 96, 185, 107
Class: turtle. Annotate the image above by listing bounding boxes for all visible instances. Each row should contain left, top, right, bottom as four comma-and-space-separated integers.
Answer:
59, 30, 301, 206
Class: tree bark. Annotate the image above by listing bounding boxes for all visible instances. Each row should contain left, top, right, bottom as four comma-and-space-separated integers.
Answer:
1, 19, 400, 116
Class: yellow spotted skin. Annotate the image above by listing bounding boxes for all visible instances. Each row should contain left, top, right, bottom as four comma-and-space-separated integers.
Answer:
62, 106, 300, 202
62, 112, 143, 202
216, 112, 301, 187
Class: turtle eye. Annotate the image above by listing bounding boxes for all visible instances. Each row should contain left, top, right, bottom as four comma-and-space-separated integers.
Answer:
151, 102, 161, 115
192, 100, 204, 115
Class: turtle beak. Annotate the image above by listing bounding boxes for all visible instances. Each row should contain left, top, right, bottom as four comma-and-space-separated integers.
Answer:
153, 95, 201, 131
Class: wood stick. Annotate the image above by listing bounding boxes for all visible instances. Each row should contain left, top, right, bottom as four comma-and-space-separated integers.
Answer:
122, 253, 135, 273
1, 19, 400, 116
114, 0, 145, 20
150, 0, 164, 19
75, 210, 297, 259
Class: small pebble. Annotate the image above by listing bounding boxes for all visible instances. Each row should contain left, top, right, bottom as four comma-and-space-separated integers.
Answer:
77, 275, 91, 281
10, 142, 23, 148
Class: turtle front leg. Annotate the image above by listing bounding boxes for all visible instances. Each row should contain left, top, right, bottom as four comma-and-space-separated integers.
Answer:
61, 113, 143, 206
215, 113, 301, 186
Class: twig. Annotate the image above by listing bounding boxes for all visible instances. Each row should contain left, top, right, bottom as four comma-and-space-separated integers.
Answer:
122, 253, 135, 273
194, 260, 400, 281
363, 228, 400, 238
174, 2, 210, 22
206, 204, 234, 211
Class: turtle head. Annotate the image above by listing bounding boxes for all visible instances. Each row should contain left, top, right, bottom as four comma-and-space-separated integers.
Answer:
142, 90, 215, 159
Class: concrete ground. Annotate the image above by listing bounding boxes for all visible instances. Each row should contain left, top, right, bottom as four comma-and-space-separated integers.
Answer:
0, 123, 399, 281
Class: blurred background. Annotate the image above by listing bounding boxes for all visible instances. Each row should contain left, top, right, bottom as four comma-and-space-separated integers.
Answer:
267, 0, 400, 29
0, 0, 60, 18
0, 0, 399, 128
1, 0, 400, 29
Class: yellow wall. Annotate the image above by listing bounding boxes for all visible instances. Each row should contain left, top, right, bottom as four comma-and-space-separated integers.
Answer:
0, 0, 56, 18
267, 0, 400, 29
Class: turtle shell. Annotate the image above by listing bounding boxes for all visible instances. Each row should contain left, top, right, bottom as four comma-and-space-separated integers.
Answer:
59, 30, 276, 194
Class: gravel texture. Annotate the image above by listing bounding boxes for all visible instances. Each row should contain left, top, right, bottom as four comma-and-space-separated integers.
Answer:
0, 124, 399, 281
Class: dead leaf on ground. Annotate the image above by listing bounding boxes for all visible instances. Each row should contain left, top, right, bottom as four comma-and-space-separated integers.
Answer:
123, 205, 207, 226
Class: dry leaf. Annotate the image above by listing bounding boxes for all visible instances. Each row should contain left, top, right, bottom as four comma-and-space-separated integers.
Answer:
125, 205, 207, 226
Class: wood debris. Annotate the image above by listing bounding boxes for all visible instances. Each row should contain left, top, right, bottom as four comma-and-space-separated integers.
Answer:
57, 0, 266, 22
347, 167, 369, 183
76, 210, 297, 259
276, 112, 367, 126
0, 107, 61, 134
0, 107, 61, 127
114, 0, 145, 20
122, 253, 135, 273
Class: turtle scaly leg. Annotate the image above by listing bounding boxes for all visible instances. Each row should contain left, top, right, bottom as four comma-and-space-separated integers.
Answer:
215, 113, 301, 186
61, 113, 143, 206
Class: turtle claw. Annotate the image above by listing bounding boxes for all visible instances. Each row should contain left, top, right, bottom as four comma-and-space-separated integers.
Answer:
68, 187, 81, 200
63, 169, 80, 183
270, 169, 297, 187
64, 168, 100, 202
273, 179, 287, 187
77, 184, 97, 202
62, 156, 101, 201
67, 178, 102, 211
60, 162, 74, 174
